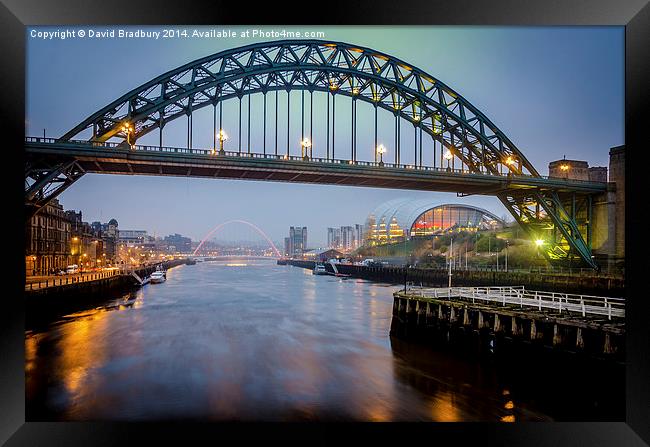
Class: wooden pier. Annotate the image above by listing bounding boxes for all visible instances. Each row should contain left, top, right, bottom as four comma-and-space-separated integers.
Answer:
391, 285, 625, 361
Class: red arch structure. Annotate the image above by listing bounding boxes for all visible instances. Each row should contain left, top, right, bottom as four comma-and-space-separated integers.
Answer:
192, 219, 282, 258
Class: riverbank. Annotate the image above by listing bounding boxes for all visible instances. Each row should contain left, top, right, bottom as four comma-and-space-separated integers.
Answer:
282, 260, 624, 297
25, 259, 190, 328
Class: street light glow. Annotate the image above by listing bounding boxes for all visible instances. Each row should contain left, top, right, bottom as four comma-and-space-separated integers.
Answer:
300, 138, 312, 148
443, 149, 453, 160
560, 164, 570, 171
535, 239, 544, 247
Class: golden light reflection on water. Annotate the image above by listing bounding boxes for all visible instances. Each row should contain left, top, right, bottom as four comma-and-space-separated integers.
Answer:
366, 405, 392, 422
57, 309, 111, 398
429, 393, 461, 422
25, 333, 40, 374
28, 298, 143, 412
500, 389, 515, 422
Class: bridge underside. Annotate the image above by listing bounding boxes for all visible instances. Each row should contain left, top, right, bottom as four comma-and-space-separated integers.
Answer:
25, 140, 604, 269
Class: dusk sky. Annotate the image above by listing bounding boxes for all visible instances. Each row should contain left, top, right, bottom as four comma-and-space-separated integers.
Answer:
26, 26, 624, 247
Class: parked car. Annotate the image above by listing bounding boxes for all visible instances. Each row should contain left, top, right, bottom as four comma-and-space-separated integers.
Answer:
55, 269, 66, 276
65, 264, 79, 274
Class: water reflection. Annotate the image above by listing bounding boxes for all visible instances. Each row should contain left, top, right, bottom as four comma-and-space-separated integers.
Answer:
26, 261, 559, 421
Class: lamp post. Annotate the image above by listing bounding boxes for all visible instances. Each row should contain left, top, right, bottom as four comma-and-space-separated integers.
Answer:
120, 122, 134, 149
443, 149, 453, 172
300, 137, 312, 160
505, 240, 509, 272
376, 144, 387, 166
216, 129, 228, 155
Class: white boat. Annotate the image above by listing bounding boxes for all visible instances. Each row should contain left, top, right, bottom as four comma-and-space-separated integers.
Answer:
312, 263, 328, 275
150, 270, 166, 284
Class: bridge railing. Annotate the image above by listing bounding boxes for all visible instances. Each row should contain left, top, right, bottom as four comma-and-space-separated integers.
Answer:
25, 269, 121, 291
403, 285, 624, 319
25, 136, 607, 186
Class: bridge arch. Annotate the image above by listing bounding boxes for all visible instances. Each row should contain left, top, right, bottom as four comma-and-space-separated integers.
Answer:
60, 39, 537, 177
25, 39, 600, 269
193, 219, 282, 258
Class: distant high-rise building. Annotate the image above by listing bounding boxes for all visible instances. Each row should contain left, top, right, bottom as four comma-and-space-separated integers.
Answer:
287, 226, 307, 257
284, 237, 291, 257
354, 224, 365, 249
340, 226, 355, 250
327, 227, 341, 249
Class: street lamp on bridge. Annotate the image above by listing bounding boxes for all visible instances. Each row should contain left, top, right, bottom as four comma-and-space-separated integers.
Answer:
120, 122, 134, 149
214, 129, 228, 155
376, 144, 387, 166
443, 148, 453, 171
300, 137, 312, 160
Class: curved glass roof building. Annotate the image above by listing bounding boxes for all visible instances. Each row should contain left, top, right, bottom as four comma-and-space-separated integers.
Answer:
365, 198, 504, 246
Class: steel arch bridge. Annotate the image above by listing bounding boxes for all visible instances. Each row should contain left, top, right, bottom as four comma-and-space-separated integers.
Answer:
25, 39, 606, 269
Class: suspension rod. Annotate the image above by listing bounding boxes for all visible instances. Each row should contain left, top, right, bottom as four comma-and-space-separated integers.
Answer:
301, 89, 305, 144
374, 104, 377, 162
332, 93, 336, 160
159, 113, 163, 150
275, 90, 278, 156
310, 90, 313, 158
419, 125, 423, 168
351, 98, 354, 161
413, 125, 417, 166
394, 114, 398, 164
326, 92, 330, 160
238, 97, 242, 154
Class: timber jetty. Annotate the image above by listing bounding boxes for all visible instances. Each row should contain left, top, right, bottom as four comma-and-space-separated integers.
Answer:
391, 285, 625, 362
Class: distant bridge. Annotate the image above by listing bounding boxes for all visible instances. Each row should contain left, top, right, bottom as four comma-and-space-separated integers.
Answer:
25, 40, 606, 268
191, 255, 279, 261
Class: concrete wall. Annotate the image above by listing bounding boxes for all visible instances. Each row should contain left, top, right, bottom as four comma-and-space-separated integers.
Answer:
582, 146, 625, 265
591, 188, 616, 255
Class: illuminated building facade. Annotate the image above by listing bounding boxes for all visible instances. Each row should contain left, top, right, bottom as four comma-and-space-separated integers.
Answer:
365, 199, 504, 246
25, 198, 71, 275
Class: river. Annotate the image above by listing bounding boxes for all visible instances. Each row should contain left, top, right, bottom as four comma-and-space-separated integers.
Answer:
26, 260, 620, 421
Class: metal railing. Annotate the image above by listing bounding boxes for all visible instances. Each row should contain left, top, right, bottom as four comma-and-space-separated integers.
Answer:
25, 136, 607, 186
411, 264, 623, 278
25, 269, 121, 291
402, 285, 625, 320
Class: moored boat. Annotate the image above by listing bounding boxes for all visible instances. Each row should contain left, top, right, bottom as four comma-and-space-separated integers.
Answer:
312, 263, 328, 275
150, 270, 166, 284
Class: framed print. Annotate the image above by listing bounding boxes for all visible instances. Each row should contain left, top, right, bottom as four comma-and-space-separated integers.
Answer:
1, 0, 649, 444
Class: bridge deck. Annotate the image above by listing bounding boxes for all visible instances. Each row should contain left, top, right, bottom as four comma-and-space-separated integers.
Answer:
26, 138, 608, 195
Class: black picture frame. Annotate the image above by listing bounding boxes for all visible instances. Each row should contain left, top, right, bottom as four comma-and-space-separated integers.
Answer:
1, 1, 648, 444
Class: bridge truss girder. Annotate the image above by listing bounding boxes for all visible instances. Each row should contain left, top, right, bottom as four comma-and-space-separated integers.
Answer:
498, 189, 597, 269
25, 157, 86, 220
